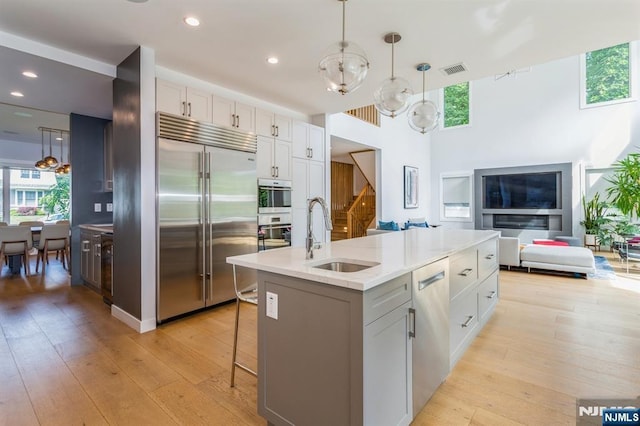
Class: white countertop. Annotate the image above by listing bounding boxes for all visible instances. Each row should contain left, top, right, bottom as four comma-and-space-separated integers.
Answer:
227, 227, 499, 291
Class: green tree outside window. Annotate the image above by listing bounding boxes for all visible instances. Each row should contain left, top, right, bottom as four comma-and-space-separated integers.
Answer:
585, 43, 630, 105
443, 82, 470, 128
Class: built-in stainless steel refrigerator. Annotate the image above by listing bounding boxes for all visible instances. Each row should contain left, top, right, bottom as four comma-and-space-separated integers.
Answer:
157, 113, 257, 322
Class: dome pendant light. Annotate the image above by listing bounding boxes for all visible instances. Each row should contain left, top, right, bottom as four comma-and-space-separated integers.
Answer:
408, 63, 440, 134
43, 129, 59, 168
374, 32, 413, 118
35, 128, 48, 170
318, 0, 370, 95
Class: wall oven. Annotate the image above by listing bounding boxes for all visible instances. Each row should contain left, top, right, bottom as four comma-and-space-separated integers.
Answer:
258, 179, 292, 214
258, 212, 291, 251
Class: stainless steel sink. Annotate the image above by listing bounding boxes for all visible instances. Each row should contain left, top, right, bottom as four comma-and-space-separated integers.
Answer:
311, 259, 379, 273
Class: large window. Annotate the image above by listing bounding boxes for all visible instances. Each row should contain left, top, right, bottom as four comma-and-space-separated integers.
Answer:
441, 82, 471, 128
581, 42, 636, 108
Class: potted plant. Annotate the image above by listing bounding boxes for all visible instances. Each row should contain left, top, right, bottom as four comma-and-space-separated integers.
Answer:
606, 152, 640, 217
580, 193, 610, 249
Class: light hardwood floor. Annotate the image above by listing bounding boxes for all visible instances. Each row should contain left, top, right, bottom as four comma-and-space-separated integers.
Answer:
1, 252, 639, 425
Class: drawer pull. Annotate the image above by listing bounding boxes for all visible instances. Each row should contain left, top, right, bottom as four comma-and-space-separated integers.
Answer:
487, 290, 497, 299
461, 315, 475, 328
458, 268, 473, 277
485, 254, 495, 260
418, 271, 445, 291
408, 308, 416, 338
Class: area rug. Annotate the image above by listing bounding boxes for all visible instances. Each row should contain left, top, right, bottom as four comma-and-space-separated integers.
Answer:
588, 256, 617, 280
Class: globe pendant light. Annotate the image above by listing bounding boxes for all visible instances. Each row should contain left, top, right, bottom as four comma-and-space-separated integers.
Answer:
374, 32, 413, 118
318, 0, 369, 95
43, 129, 59, 168
408, 63, 440, 134
35, 128, 49, 170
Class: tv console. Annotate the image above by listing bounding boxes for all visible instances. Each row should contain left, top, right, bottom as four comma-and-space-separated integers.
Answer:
474, 163, 572, 241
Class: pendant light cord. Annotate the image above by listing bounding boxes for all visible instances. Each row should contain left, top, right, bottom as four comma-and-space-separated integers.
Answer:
41, 129, 45, 158
341, 0, 346, 43
49, 130, 53, 157
422, 68, 426, 102
391, 38, 395, 79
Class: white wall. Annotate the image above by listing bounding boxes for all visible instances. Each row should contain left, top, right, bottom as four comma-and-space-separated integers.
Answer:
430, 43, 640, 237
328, 112, 433, 226
0, 140, 42, 168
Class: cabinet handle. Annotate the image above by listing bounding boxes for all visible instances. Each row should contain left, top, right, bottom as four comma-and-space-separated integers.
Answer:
485, 253, 495, 260
486, 290, 497, 299
82, 240, 90, 252
271, 124, 275, 136
275, 166, 279, 177
236, 114, 240, 128
458, 268, 473, 277
309, 147, 313, 158
461, 315, 475, 328
275, 125, 279, 137
188, 102, 192, 117
408, 308, 416, 338
271, 166, 275, 177
182, 101, 187, 116
418, 271, 445, 291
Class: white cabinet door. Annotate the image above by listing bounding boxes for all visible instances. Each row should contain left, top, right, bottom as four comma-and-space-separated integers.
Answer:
292, 120, 309, 159
308, 160, 324, 200
292, 157, 308, 208
273, 139, 292, 180
308, 125, 325, 162
234, 101, 255, 133
291, 207, 306, 247
185, 87, 212, 122
256, 108, 275, 137
274, 114, 292, 141
212, 95, 235, 128
364, 301, 413, 426
257, 136, 275, 179
156, 79, 186, 116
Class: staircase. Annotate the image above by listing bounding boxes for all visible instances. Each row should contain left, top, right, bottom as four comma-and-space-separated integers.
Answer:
331, 183, 376, 241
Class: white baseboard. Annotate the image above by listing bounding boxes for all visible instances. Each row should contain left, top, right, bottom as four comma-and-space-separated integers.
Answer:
111, 304, 156, 333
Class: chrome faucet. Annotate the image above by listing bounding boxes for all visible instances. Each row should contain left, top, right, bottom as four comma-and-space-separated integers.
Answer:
306, 196, 333, 259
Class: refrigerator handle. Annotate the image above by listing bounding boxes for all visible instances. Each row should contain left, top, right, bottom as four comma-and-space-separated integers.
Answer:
199, 151, 207, 299
206, 150, 213, 300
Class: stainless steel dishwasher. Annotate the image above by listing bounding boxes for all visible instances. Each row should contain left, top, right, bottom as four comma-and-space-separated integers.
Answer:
411, 257, 450, 416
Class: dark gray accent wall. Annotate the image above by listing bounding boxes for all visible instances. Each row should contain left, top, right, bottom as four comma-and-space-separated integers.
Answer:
112, 48, 142, 319
70, 113, 113, 285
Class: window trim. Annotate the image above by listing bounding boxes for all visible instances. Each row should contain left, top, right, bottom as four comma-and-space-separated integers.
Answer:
579, 41, 637, 109
440, 171, 474, 223
439, 81, 472, 130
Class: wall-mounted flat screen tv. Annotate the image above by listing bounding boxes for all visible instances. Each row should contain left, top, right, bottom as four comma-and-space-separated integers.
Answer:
483, 171, 559, 209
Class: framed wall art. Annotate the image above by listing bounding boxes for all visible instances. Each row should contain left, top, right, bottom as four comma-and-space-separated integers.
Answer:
404, 166, 418, 209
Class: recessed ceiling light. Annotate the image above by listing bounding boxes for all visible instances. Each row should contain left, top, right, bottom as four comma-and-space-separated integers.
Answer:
127, 0, 148, 3
56, 137, 63, 141
184, 16, 200, 27
14, 111, 32, 117
22, 71, 38, 78
267, 57, 279, 65
10, 91, 24, 97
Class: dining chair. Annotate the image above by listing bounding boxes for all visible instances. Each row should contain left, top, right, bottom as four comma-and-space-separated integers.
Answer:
55, 220, 71, 260
19, 220, 44, 247
0, 225, 33, 275
35, 224, 70, 274
230, 264, 258, 387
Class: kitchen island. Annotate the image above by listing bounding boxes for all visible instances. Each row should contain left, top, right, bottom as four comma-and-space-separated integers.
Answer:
227, 227, 500, 426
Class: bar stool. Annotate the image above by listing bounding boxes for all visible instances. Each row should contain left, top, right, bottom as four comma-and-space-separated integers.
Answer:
230, 264, 258, 387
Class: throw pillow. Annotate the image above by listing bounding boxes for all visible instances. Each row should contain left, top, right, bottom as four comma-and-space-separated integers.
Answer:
405, 221, 428, 229
378, 220, 399, 231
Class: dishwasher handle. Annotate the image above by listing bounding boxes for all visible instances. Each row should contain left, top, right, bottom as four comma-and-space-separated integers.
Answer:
417, 270, 445, 291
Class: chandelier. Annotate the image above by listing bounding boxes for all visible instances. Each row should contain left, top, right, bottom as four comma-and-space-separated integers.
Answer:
374, 32, 413, 118
407, 63, 440, 134
35, 127, 70, 173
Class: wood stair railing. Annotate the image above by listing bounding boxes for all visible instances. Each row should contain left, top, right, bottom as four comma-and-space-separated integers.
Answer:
346, 183, 376, 239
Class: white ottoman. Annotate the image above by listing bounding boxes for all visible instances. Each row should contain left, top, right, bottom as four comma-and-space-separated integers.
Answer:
520, 245, 596, 275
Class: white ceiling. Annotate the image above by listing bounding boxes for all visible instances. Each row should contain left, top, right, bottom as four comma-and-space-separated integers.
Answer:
1, 0, 640, 147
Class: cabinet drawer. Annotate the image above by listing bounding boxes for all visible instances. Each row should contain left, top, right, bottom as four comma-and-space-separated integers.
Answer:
449, 248, 477, 301
364, 273, 411, 325
478, 238, 498, 279
478, 271, 499, 323
449, 289, 478, 359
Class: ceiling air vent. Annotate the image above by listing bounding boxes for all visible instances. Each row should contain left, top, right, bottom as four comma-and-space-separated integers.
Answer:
440, 62, 467, 76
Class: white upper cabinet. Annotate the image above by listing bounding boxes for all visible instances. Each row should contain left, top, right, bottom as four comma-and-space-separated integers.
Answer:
256, 108, 292, 141
156, 79, 212, 122
212, 95, 255, 133
257, 136, 292, 180
292, 120, 325, 162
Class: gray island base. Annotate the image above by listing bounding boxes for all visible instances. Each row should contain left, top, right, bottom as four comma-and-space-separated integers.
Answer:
227, 227, 500, 426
